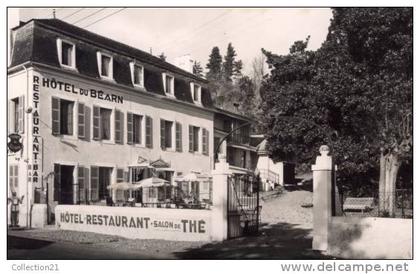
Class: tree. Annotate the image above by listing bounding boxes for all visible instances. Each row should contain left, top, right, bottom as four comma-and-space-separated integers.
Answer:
193, 61, 204, 77
222, 43, 237, 81
261, 8, 412, 214
233, 60, 243, 81
206, 47, 223, 81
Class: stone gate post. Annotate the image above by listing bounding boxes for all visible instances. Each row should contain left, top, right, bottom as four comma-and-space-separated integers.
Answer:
211, 154, 231, 241
312, 145, 333, 251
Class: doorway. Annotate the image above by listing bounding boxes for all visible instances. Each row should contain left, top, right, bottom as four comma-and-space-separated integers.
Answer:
59, 165, 75, 205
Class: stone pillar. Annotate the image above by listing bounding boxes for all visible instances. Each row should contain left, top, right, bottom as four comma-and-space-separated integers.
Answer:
312, 145, 333, 251
211, 154, 231, 241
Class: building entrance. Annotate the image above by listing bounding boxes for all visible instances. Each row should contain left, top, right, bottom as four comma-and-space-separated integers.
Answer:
60, 165, 75, 204
54, 164, 75, 205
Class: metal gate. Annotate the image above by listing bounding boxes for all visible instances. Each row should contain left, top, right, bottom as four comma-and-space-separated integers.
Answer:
227, 173, 260, 238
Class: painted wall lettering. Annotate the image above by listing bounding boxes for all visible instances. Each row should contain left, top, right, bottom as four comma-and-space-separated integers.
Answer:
40, 76, 123, 104
59, 212, 206, 233
31, 75, 41, 186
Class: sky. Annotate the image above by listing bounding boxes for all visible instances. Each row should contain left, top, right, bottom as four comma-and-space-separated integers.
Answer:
11, 8, 332, 75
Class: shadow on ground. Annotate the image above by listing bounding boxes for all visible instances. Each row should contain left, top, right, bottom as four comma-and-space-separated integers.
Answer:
8, 235, 54, 250
174, 222, 332, 259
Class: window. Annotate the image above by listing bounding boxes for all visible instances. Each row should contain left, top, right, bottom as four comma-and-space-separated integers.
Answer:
9, 96, 24, 133
163, 73, 174, 95
97, 52, 113, 79
100, 108, 111, 140
130, 62, 144, 87
191, 83, 201, 103
93, 106, 112, 141
57, 39, 76, 69
160, 119, 174, 150
189, 125, 202, 153
133, 114, 143, 144
60, 99, 74, 135
51, 97, 74, 136
193, 127, 200, 152
9, 165, 18, 191
90, 166, 112, 201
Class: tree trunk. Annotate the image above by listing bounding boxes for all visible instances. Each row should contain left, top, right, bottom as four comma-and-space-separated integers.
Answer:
378, 151, 386, 213
383, 153, 401, 217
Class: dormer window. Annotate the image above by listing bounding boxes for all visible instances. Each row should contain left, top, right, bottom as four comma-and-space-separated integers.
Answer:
191, 83, 202, 104
130, 62, 144, 88
162, 73, 175, 96
97, 52, 113, 80
56, 38, 76, 69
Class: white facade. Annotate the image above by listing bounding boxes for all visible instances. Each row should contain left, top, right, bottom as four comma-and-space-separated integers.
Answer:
8, 65, 214, 226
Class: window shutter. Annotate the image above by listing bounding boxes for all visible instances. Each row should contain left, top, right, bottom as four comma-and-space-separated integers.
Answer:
18, 96, 24, 133
9, 165, 14, 191
127, 112, 133, 145
202, 128, 209, 155
52, 97, 60, 135
176, 122, 182, 152
160, 119, 166, 150
123, 171, 129, 182
93, 106, 101, 140
145, 116, 153, 148
78, 166, 85, 203
67, 103, 73, 135
115, 110, 123, 144
90, 166, 99, 201
117, 168, 124, 183
84, 167, 90, 203
14, 166, 18, 188
189, 125, 193, 152
53, 164, 61, 201
8, 100, 14, 133
78, 103, 85, 139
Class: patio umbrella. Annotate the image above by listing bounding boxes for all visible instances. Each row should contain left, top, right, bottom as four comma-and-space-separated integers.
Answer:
107, 182, 134, 191
180, 172, 211, 182
137, 177, 170, 188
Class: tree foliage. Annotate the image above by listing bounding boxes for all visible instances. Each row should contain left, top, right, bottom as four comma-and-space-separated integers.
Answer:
260, 8, 412, 193
206, 46, 223, 81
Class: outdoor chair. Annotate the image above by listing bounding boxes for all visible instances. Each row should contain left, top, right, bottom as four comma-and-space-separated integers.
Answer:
106, 196, 115, 207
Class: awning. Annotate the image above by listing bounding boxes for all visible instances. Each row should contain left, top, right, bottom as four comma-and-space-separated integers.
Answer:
155, 167, 175, 172
107, 182, 135, 190
136, 177, 170, 188
174, 172, 211, 182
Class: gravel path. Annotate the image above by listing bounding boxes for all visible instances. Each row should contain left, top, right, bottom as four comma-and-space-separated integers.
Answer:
261, 190, 313, 229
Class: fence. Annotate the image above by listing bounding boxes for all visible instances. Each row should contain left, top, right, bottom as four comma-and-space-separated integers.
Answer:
336, 189, 413, 218
78, 180, 213, 210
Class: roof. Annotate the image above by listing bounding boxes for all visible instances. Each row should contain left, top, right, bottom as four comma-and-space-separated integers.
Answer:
21, 19, 207, 83
9, 19, 213, 108
213, 107, 254, 122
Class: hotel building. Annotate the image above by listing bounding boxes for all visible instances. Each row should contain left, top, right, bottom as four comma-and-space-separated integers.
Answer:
8, 19, 257, 227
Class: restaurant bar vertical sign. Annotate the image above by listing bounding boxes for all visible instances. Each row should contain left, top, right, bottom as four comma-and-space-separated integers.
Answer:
31, 75, 42, 201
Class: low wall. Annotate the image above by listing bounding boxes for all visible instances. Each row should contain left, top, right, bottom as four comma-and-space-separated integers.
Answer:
55, 205, 212, 242
328, 217, 412, 259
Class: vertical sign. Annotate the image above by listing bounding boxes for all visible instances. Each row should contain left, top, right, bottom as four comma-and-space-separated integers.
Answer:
31, 75, 42, 188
